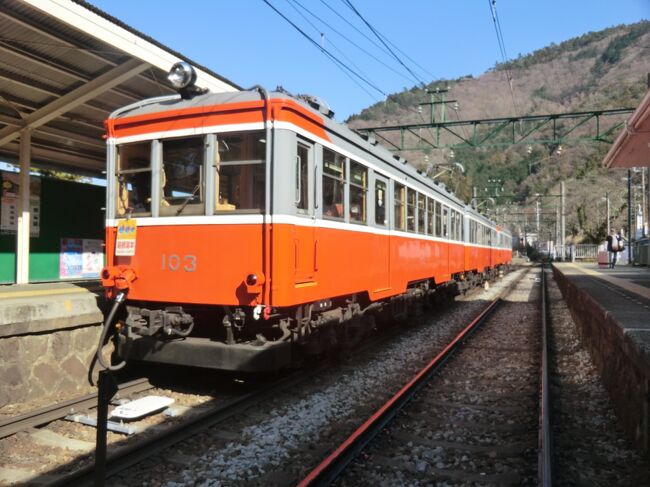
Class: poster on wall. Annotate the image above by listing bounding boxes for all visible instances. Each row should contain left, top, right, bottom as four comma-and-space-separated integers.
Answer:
0, 172, 41, 237
60, 238, 104, 279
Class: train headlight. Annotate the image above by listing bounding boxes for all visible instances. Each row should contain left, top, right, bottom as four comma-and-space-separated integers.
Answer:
168, 61, 196, 90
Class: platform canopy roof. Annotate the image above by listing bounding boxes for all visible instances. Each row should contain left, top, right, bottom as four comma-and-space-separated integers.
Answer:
0, 0, 241, 177
603, 88, 650, 168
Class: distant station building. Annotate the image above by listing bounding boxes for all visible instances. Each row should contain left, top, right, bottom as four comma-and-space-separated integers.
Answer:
0, 0, 240, 285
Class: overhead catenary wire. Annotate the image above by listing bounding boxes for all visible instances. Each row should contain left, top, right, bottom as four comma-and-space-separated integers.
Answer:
287, 0, 419, 86
263, 0, 387, 99
284, 0, 384, 99
319, 0, 424, 84
341, 0, 428, 88
488, 0, 521, 117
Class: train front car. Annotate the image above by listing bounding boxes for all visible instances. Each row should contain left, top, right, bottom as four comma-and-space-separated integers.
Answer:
101, 85, 289, 372
101, 66, 512, 373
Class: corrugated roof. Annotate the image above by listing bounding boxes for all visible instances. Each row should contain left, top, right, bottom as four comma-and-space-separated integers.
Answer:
0, 0, 240, 176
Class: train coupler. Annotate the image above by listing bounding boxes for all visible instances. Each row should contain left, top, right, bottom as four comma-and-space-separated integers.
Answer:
126, 306, 194, 338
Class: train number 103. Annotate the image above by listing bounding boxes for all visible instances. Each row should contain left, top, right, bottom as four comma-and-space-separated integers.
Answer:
161, 254, 197, 272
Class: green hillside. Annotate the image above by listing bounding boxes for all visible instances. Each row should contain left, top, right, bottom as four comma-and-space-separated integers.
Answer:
348, 21, 649, 244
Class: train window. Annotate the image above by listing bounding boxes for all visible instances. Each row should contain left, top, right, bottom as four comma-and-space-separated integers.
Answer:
406, 189, 416, 232
215, 131, 266, 212
296, 142, 309, 213
442, 205, 449, 238
394, 183, 405, 230
450, 210, 456, 240
435, 201, 442, 237
417, 194, 425, 234
375, 178, 387, 226
349, 161, 367, 224
116, 141, 152, 217
456, 211, 463, 241
426, 198, 434, 236
160, 136, 204, 216
323, 148, 345, 219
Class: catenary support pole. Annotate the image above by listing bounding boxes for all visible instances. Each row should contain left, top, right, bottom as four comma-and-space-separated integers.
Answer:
16, 128, 31, 284
628, 169, 633, 264
560, 181, 566, 260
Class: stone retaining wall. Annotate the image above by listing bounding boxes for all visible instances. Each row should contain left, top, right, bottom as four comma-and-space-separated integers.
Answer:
0, 283, 106, 409
0, 325, 103, 408
552, 265, 650, 452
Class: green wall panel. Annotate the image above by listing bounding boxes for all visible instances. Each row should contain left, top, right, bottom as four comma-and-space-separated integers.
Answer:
0, 173, 105, 284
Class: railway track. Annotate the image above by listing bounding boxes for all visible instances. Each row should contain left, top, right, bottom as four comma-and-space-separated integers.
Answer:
299, 267, 545, 485
0, 268, 524, 486
0, 378, 152, 441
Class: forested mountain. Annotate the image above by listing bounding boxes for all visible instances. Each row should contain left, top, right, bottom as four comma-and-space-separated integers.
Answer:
348, 21, 649, 243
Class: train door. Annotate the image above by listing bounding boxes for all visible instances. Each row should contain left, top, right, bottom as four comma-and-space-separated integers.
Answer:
373, 175, 390, 291
293, 140, 317, 284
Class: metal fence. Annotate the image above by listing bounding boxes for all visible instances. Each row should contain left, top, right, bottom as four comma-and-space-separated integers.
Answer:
631, 238, 650, 266
553, 244, 599, 261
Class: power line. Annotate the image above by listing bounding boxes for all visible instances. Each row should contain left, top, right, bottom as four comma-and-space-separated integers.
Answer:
342, 0, 428, 88
488, 0, 521, 116
318, 0, 417, 80
263, 0, 387, 98
283, 0, 378, 100
286, 0, 415, 86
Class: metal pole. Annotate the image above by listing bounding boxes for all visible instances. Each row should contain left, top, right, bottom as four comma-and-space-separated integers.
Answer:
560, 181, 566, 260
628, 169, 633, 264
16, 128, 32, 284
646, 167, 650, 237
536, 200, 540, 241
642, 168, 647, 237
95, 369, 118, 487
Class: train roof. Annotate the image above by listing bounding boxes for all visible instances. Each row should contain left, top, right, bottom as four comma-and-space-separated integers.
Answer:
109, 89, 507, 234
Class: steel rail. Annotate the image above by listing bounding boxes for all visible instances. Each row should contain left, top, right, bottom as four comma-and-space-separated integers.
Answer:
58, 369, 316, 487
538, 265, 553, 486
0, 377, 152, 440
297, 296, 503, 487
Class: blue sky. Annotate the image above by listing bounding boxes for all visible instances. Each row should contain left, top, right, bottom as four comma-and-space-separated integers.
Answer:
89, 0, 648, 121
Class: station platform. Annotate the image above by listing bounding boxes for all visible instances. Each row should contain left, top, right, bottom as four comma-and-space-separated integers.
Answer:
0, 282, 105, 410
552, 262, 650, 452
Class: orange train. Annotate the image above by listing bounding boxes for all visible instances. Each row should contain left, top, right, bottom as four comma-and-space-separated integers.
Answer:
101, 63, 512, 372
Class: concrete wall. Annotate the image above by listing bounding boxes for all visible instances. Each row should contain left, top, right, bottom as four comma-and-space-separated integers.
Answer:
0, 283, 105, 408
552, 265, 650, 452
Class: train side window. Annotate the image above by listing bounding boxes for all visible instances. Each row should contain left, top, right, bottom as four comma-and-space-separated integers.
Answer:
456, 211, 462, 241
435, 201, 442, 237
406, 189, 416, 232
442, 205, 449, 238
375, 178, 387, 226
349, 161, 367, 224
296, 142, 309, 213
417, 193, 425, 234
450, 210, 456, 240
160, 136, 205, 216
426, 198, 434, 235
323, 148, 345, 219
394, 183, 405, 230
215, 131, 266, 212
116, 141, 152, 217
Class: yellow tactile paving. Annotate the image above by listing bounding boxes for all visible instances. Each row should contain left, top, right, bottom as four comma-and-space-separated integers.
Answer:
564, 263, 650, 301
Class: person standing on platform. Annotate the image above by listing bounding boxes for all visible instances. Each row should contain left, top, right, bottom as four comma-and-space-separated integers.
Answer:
608, 229, 625, 269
